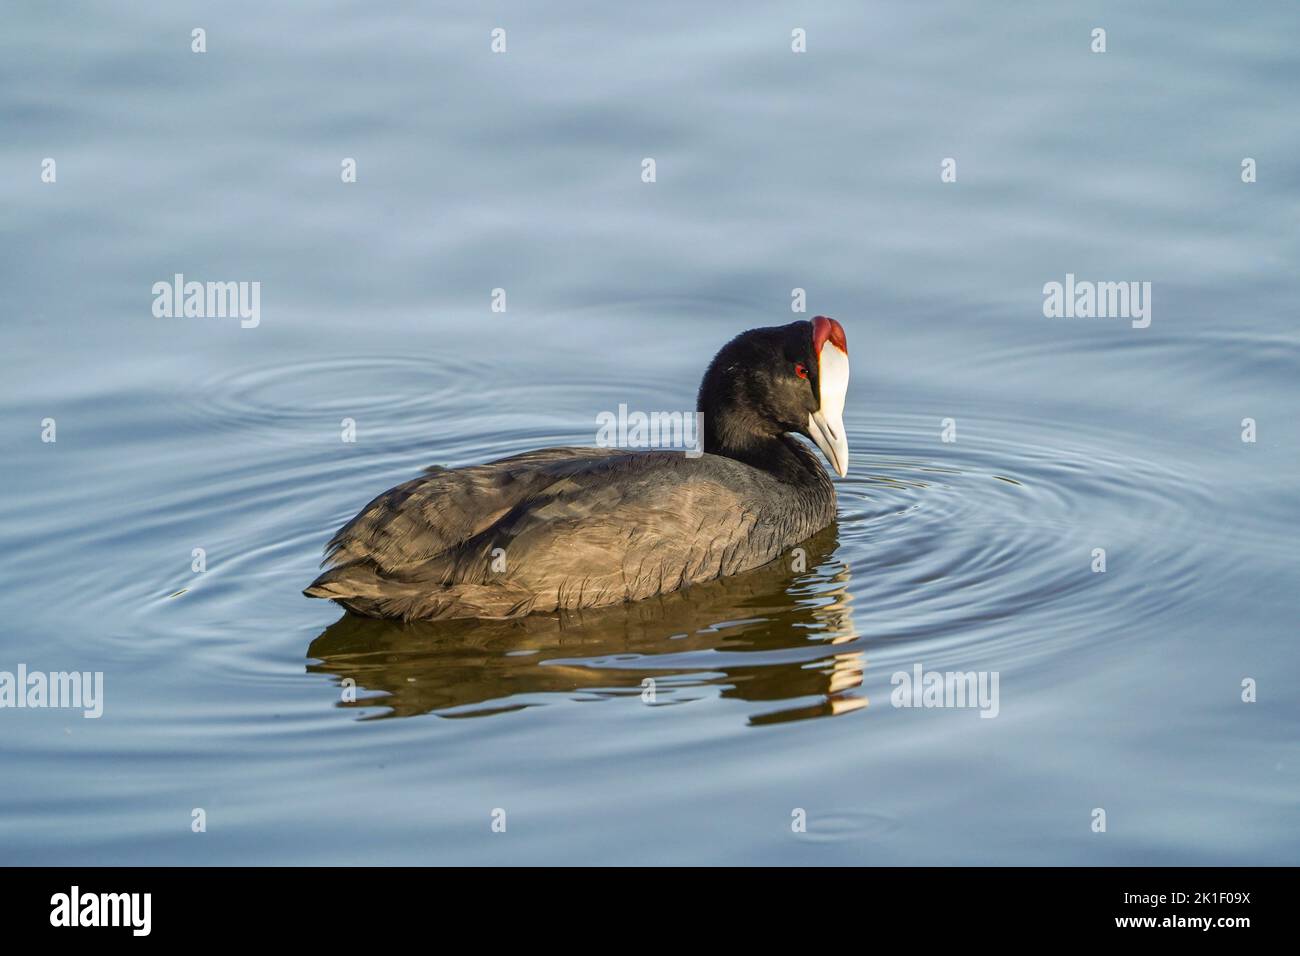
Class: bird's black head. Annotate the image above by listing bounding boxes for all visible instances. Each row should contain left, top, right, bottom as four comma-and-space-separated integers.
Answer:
697, 316, 850, 477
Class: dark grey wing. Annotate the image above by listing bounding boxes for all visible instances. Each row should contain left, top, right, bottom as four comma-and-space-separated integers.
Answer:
307, 446, 822, 619
317, 446, 628, 573
470, 456, 775, 609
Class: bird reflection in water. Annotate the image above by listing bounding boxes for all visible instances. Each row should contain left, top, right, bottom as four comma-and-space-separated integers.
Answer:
306, 526, 866, 726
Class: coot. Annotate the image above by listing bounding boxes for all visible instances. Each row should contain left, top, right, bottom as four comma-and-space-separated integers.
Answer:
305, 316, 850, 619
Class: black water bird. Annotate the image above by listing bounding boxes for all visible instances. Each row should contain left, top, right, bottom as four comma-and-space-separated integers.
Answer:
305, 316, 851, 619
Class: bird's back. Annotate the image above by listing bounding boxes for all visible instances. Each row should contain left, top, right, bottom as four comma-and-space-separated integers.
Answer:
305, 444, 834, 620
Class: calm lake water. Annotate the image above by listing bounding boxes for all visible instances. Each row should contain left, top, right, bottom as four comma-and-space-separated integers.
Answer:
2, 1, 1297, 865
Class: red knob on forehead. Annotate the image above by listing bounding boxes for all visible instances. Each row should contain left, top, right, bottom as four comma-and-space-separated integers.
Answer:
812, 315, 847, 355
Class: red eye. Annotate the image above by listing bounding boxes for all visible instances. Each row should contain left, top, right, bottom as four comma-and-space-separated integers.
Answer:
794, 362, 809, 379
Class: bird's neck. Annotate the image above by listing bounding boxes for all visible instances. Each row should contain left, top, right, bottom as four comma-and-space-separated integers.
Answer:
701, 405, 827, 488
